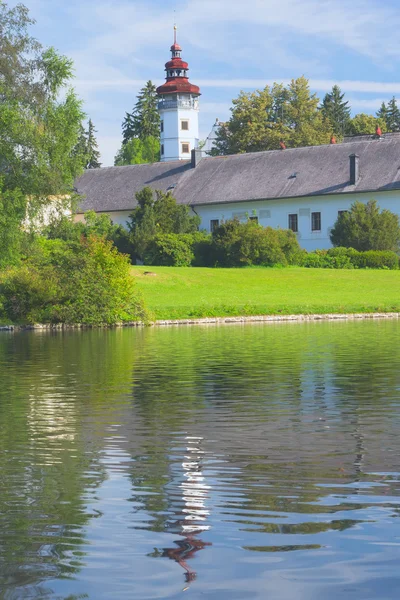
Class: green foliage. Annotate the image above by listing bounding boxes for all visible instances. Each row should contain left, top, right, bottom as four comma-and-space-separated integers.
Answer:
0, 185, 27, 268
330, 200, 400, 251
86, 119, 102, 168
128, 188, 201, 258
301, 247, 398, 270
0, 2, 85, 196
122, 81, 160, 143
144, 233, 195, 266
347, 114, 386, 136
385, 97, 400, 132
44, 211, 132, 257
210, 219, 302, 267
212, 77, 332, 155
114, 136, 160, 166
143, 232, 211, 267
0, 236, 147, 325
320, 85, 351, 136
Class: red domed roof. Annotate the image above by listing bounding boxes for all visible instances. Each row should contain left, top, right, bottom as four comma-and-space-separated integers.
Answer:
157, 79, 200, 95
157, 33, 200, 97
165, 57, 189, 70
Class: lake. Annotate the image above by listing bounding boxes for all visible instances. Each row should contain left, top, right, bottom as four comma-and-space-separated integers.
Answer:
1, 321, 400, 599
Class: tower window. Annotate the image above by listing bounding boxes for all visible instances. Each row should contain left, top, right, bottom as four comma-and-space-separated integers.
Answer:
181, 143, 190, 154
288, 214, 298, 233
161, 144, 164, 155
181, 120, 189, 131
160, 121, 164, 133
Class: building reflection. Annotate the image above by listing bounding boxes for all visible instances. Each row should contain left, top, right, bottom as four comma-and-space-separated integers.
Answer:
152, 436, 212, 587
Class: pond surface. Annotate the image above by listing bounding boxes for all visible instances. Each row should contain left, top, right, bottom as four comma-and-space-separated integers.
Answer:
1, 321, 400, 599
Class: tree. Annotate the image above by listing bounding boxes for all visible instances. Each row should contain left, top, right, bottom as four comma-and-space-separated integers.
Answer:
122, 81, 160, 142
347, 113, 386, 135
385, 97, 400, 132
376, 101, 388, 122
212, 77, 331, 155
86, 119, 102, 169
128, 187, 200, 258
320, 85, 351, 135
114, 136, 160, 166
0, 4, 85, 197
330, 200, 400, 251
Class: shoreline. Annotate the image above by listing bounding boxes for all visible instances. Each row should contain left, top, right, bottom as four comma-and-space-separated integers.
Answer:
1, 312, 400, 331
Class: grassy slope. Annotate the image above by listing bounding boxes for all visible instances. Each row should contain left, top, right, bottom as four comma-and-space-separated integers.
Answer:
132, 266, 400, 320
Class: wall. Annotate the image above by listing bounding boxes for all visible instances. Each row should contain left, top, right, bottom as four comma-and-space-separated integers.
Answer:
75, 190, 400, 252
191, 191, 400, 252
160, 100, 199, 161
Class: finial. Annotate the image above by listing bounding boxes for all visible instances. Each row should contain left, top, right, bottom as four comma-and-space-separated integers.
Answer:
174, 23, 177, 45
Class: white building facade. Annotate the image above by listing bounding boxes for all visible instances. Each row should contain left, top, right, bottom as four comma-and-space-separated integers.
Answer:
157, 28, 200, 162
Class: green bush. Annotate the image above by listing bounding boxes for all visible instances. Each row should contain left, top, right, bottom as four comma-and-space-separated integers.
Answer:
144, 233, 194, 266
302, 247, 398, 270
350, 250, 399, 270
209, 219, 302, 267
0, 236, 147, 325
330, 200, 400, 251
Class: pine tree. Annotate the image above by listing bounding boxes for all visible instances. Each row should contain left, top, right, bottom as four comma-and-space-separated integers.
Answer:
376, 101, 388, 122
73, 124, 89, 168
385, 97, 400, 132
122, 112, 135, 145
320, 85, 351, 135
131, 81, 160, 140
86, 119, 102, 169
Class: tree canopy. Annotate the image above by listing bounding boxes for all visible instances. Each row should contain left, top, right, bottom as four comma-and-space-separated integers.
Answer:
212, 77, 332, 155
320, 85, 351, 136
0, 3, 86, 197
128, 187, 200, 258
115, 81, 160, 165
330, 200, 400, 251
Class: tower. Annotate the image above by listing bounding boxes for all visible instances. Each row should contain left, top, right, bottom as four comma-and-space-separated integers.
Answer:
157, 27, 201, 162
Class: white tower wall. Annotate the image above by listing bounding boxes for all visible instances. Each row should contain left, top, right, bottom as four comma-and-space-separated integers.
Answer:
159, 95, 199, 162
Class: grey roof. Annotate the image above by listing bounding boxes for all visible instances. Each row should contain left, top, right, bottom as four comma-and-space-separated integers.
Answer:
76, 160, 191, 213
75, 135, 400, 213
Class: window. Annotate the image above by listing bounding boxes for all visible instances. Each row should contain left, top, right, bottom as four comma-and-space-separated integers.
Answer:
338, 210, 348, 217
161, 144, 164, 155
210, 219, 219, 232
288, 214, 298, 233
181, 143, 190, 154
181, 120, 189, 131
160, 121, 164, 133
249, 216, 258, 224
311, 212, 321, 231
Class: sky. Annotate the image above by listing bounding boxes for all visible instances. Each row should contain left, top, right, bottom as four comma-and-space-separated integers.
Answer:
7, 0, 400, 166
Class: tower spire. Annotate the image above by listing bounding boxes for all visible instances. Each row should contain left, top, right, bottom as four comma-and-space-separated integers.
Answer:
174, 23, 177, 46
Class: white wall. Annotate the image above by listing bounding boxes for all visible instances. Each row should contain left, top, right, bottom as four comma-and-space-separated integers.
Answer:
75, 190, 400, 252
191, 191, 400, 252
160, 97, 199, 162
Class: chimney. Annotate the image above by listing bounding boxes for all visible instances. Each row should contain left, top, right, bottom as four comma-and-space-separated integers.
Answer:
349, 153, 360, 185
191, 148, 203, 168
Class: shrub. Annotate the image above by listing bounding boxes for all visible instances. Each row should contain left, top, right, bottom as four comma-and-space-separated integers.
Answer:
330, 200, 400, 251
302, 247, 398, 270
209, 219, 302, 267
144, 233, 194, 266
0, 236, 147, 325
350, 250, 399, 270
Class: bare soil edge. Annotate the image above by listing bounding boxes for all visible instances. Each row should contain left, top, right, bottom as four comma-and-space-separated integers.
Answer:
1, 312, 400, 331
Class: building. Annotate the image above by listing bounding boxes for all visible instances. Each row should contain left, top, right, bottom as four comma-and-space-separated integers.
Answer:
157, 27, 200, 162
75, 34, 400, 252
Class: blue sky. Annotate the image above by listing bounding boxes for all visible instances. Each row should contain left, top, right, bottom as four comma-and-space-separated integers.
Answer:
8, 0, 400, 165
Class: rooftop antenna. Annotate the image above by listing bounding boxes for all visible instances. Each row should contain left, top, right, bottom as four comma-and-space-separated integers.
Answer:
174, 8, 177, 44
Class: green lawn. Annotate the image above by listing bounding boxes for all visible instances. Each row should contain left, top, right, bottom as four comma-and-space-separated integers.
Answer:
132, 266, 400, 320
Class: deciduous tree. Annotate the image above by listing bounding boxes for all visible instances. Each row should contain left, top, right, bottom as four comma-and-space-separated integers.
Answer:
330, 200, 400, 251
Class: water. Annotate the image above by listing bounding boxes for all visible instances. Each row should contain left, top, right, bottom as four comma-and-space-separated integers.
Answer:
1, 321, 400, 599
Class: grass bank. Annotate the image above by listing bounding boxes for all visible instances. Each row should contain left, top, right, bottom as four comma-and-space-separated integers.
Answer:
132, 266, 400, 320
